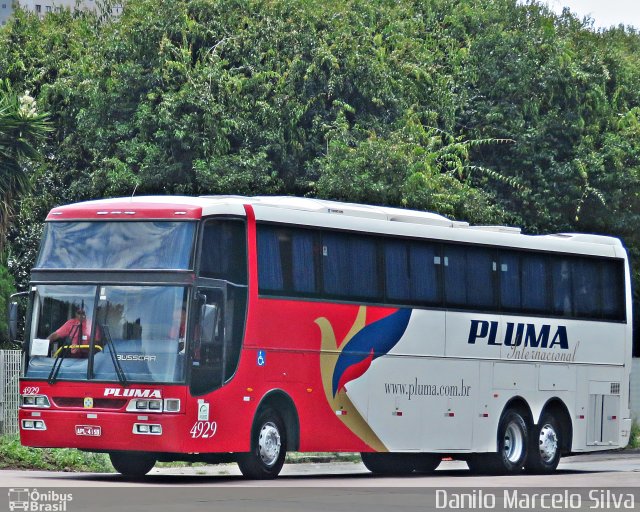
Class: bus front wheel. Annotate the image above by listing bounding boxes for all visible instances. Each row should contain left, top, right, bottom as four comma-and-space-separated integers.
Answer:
526, 413, 561, 473
109, 451, 156, 477
237, 408, 287, 479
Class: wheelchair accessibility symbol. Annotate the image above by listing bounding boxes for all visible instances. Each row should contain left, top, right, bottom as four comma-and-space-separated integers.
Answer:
257, 350, 266, 366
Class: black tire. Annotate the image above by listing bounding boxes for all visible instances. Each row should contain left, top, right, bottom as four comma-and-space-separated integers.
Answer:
467, 410, 528, 475
413, 454, 441, 474
526, 413, 562, 473
237, 408, 286, 479
109, 451, 156, 477
360, 452, 416, 475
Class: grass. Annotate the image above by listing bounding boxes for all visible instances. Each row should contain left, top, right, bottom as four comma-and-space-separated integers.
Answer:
0, 435, 112, 472
285, 452, 361, 463
629, 419, 640, 449
0, 436, 358, 473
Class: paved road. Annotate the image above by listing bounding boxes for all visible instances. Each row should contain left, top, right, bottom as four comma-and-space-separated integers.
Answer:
1, 451, 639, 487
2, 453, 639, 512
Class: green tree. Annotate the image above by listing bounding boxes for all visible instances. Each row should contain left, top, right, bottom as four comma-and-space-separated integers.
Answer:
0, 83, 50, 247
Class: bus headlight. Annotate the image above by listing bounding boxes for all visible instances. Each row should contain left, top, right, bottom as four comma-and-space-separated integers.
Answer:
21, 395, 50, 408
126, 399, 177, 412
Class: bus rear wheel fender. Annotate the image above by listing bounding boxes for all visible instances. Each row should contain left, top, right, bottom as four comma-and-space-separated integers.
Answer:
237, 408, 287, 479
109, 451, 156, 478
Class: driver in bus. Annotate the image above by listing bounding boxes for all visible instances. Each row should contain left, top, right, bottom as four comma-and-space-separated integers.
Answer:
48, 307, 92, 358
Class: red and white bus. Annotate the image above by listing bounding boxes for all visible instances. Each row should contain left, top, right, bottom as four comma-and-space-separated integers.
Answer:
17, 196, 633, 477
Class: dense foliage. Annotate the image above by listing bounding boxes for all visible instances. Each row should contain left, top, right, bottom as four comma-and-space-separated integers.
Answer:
0, 0, 638, 351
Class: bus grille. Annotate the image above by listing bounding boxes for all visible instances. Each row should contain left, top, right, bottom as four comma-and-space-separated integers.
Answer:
52, 397, 127, 409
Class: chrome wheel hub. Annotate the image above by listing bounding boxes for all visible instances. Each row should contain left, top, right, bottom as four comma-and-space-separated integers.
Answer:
258, 422, 281, 467
538, 424, 558, 463
503, 422, 524, 463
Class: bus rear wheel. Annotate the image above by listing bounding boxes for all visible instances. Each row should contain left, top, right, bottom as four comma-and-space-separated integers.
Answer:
237, 408, 287, 479
109, 451, 156, 477
467, 410, 528, 475
526, 413, 561, 473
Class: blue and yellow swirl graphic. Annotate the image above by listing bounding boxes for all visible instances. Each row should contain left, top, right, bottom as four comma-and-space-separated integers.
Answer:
316, 306, 411, 451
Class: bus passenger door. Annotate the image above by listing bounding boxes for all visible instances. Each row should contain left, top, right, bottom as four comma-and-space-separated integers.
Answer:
190, 288, 224, 395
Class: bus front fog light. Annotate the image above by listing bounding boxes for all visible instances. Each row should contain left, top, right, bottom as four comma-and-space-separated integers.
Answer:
150, 425, 162, 434
136, 424, 149, 433
33, 420, 46, 430
22, 420, 34, 429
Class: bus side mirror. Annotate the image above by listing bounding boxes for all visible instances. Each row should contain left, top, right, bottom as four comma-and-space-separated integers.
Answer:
199, 304, 219, 345
8, 301, 18, 342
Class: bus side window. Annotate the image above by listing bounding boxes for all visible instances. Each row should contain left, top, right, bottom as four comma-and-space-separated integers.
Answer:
601, 261, 625, 321
499, 251, 521, 311
200, 219, 247, 284
551, 258, 573, 317
322, 232, 380, 301
385, 240, 441, 305
572, 259, 599, 318
521, 254, 550, 314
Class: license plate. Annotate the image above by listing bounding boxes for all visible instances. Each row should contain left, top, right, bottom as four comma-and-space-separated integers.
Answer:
75, 425, 101, 436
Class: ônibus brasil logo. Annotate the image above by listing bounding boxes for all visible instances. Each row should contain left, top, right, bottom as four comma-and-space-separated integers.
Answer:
8, 488, 72, 512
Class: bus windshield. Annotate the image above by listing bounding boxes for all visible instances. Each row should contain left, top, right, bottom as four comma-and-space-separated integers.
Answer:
26, 284, 189, 383
36, 221, 196, 270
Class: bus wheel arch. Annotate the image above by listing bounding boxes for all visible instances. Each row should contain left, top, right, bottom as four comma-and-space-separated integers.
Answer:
254, 389, 300, 451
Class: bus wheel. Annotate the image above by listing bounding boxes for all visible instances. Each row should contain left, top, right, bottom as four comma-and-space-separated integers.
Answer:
496, 410, 528, 474
467, 410, 528, 475
237, 408, 286, 479
360, 453, 415, 475
109, 451, 156, 477
526, 413, 561, 473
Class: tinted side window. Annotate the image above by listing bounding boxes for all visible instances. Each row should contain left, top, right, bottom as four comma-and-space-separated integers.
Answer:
467, 247, 496, 308
322, 232, 380, 300
499, 251, 521, 311
551, 257, 573, 317
257, 226, 318, 295
200, 220, 247, 284
521, 254, 550, 313
572, 259, 599, 318
257, 225, 284, 292
601, 260, 625, 321
385, 240, 441, 304
444, 245, 496, 308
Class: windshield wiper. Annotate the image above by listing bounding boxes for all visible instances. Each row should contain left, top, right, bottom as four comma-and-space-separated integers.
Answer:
48, 325, 78, 384
47, 342, 68, 385
100, 324, 128, 386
